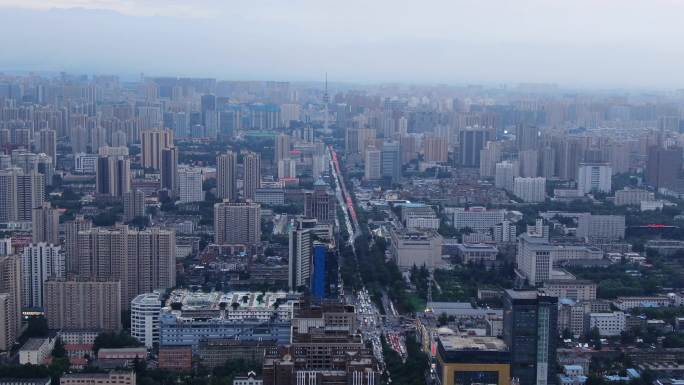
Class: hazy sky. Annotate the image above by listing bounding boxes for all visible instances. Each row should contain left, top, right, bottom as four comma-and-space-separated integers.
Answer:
1, 0, 684, 88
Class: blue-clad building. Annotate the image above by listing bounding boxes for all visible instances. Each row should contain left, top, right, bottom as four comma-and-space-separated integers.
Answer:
157, 290, 297, 352
311, 243, 327, 299
159, 313, 291, 352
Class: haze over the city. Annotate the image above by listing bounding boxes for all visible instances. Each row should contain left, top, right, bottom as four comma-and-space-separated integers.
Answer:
2, 0, 684, 88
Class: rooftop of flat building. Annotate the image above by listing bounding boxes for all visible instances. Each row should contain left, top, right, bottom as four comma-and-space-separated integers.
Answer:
20, 338, 51, 351
549, 269, 576, 281
427, 302, 473, 309
293, 300, 355, 318
456, 243, 499, 252
0, 378, 51, 385
392, 228, 440, 239
61, 371, 133, 379
505, 289, 540, 300
439, 335, 507, 352
165, 290, 292, 311
544, 279, 595, 286
98, 347, 147, 353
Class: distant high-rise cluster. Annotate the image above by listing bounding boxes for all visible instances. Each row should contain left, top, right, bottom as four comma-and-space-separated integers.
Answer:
0, 71, 683, 385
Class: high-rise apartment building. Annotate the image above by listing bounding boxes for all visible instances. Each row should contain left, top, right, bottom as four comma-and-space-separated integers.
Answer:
36, 129, 57, 162
304, 182, 336, 224
516, 124, 540, 151
160, 147, 178, 194
538, 146, 556, 178
243, 152, 261, 200
503, 290, 558, 385
646, 146, 683, 189
495, 161, 519, 192
423, 135, 449, 163
177, 167, 204, 203
216, 152, 238, 201
519, 150, 539, 177
141, 129, 174, 170
381, 140, 401, 182
364, 146, 382, 180
277, 158, 297, 180
577, 163, 612, 194
77, 226, 176, 306
280, 104, 301, 128
609, 142, 630, 175
64, 215, 92, 274
399, 135, 418, 164
288, 218, 314, 291
219, 110, 241, 137
0, 255, 21, 351
514, 177, 546, 203
131, 292, 163, 348
555, 137, 585, 181
0, 168, 44, 223
345, 128, 376, 155
312, 154, 327, 179
11, 150, 38, 174
44, 278, 121, 332
111, 131, 127, 147
0, 239, 12, 256
274, 133, 291, 163
96, 156, 130, 198
459, 126, 493, 167
201, 94, 218, 137
214, 202, 261, 246
35, 155, 53, 187
480, 141, 502, 178
32, 203, 59, 245
21, 243, 64, 308
123, 189, 146, 222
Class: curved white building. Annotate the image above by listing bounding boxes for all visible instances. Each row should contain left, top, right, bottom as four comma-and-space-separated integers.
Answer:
131, 292, 163, 348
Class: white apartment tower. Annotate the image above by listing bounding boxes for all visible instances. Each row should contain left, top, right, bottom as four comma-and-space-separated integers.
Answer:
21, 243, 64, 308
577, 163, 612, 195
495, 160, 519, 191
364, 146, 382, 180
131, 292, 163, 348
177, 167, 204, 203
514, 177, 546, 203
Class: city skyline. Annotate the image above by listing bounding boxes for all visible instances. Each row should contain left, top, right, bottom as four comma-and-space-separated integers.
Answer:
2, 3, 684, 384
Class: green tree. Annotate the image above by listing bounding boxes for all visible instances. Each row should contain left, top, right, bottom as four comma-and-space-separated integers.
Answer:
93, 331, 142, 353
587, 327, 602, 350
24, 316, 49, 338
52, 338, 67, 358
662, 334, 684, 348
586, 375, 607, 385
561, 329, 574, 340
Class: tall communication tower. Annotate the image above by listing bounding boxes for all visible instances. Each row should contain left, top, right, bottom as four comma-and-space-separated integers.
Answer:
323, 73, 330, 132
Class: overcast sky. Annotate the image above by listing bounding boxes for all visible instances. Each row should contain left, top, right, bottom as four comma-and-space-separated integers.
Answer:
1, 0, 684, 88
